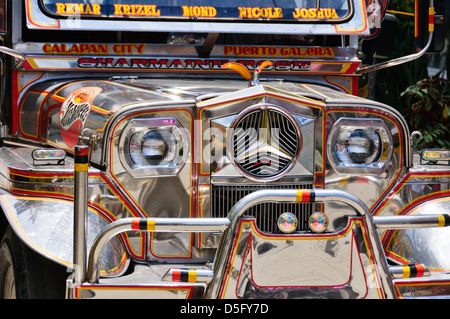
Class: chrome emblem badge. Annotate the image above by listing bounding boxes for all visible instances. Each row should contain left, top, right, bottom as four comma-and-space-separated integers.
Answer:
230, 105, 301, 181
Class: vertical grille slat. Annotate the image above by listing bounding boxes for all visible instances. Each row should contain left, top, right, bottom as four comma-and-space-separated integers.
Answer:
212, 185, 314, 234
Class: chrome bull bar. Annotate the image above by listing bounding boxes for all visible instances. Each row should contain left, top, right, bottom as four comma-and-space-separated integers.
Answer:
86, 217, 230, 283
75, 174, 450, 296
206, 188, 396, 298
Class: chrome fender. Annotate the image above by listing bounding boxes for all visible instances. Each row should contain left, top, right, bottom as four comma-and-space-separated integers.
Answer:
382, 196, 450, 271
0, 190, 129, 277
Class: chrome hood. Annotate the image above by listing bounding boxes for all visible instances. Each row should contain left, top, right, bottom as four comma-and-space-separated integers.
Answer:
19, 78, 335, 165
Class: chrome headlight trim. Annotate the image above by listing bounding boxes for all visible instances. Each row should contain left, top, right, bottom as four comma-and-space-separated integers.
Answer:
119, 118, 189, 178
327, 117, 393, 175
226, 104, 302, 182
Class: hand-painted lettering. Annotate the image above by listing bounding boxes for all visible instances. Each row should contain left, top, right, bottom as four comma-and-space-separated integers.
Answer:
76, 57, 314, 73
224, 46, 335, 58
182, 6, 217, 18
238, 7, 283, 19
113, 4, 160, 16
293, 8, 339, 19
55, 3, 101, 15
43, 43, 109, 55
112, 44, 146, 55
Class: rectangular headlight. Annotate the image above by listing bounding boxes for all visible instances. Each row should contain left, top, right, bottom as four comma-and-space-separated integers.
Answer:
327, 118, 393, 175
119, 118, 189, 177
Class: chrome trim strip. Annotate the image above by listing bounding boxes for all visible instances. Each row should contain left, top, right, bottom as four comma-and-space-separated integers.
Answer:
374, 214, 450, 229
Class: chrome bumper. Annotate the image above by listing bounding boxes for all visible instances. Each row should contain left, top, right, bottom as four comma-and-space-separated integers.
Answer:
69, 179, 450, 299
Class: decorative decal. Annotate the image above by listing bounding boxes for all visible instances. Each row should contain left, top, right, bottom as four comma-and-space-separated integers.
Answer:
59, 86, 102, 148
367, 0, 382, 29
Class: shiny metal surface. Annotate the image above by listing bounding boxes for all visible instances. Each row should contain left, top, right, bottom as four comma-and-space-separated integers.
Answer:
118, 117, 190, 177
206, 189, 396, 299
6, 76, 446, 299
211, 184, 314, 233
162, 268, 214, 283
76, 286, 203, 299
389, 265, 430, 280
0, 45, 25, 69
73, 146, 89, 283
201, 83, 320, 182
106, 103, 203, 261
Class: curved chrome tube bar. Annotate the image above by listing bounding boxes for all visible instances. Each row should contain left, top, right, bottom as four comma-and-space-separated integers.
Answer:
0, 46, 26, 69
356, 30, 434, 74
86, 217, 230, 283
206, 189, 397, 298
83, 187, 450, 296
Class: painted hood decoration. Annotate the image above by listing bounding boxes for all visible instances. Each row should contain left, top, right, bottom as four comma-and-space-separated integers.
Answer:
18, 78, 341, 167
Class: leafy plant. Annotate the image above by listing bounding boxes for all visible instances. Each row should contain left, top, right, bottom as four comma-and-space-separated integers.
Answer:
373, 0, 429, 112
401, 75, 450, 150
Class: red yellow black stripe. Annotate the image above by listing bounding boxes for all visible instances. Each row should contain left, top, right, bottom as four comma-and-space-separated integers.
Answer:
296, 190, 315, 203
438, 214, 450, 227
402, 264, 425, 278
429, 6, 435, 32
172, 269, 197, 283
74, 146, 89, 172
131, 218, 155, 232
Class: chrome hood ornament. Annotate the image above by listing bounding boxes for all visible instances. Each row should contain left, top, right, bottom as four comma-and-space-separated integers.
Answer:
221, 61, 273, 86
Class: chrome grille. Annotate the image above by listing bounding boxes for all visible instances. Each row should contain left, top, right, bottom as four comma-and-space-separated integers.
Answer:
212, 184, 314, 233
231, 106, 301, 180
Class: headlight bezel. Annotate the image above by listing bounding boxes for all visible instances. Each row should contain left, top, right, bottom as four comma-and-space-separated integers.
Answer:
327, 117, 393, 175
119, 118, 189, 178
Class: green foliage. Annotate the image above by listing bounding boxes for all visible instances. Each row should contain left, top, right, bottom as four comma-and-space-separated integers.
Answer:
374, 0, 449, 150
374, 0, 429, 112
401, 75, 450, 149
